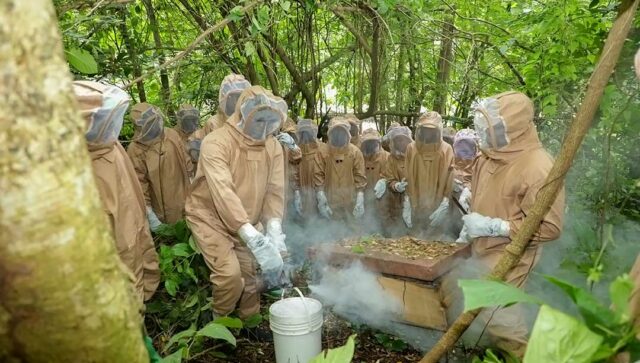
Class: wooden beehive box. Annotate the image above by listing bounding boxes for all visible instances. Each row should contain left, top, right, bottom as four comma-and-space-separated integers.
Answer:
308, 236, 470, 331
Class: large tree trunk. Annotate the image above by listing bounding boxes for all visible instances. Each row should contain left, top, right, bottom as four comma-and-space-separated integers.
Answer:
433, 9, 455, 115
119, 7, 146, 102
142, 0, 172, 115
0, 1, 147, 362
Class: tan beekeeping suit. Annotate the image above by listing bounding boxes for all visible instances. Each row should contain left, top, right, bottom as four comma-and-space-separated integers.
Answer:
453, 128, 479, 188
469, 91, 565, 356
361, 128, 388, 195
346, 114, 362, 148
73, 81, 159, 302
280, 118, 302, 216
127, 109, 192, 224
405, 111, 454, 228
381, 126, 412, 234
381, 121, 401, 152
185, 86, 285, 318
296, 120, 325, 218
314, 117, 367, 219
174, 104, 200, 144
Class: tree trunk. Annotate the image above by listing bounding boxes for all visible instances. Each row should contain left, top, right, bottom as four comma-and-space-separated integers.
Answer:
119, 7, 146, 102
364, 14, 381, 118
0, 1, 147, 362
142, 0, 172, 115
433, 9, 455, 115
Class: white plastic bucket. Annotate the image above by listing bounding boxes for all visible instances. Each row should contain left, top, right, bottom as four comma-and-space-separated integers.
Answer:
269, 288, 323, 363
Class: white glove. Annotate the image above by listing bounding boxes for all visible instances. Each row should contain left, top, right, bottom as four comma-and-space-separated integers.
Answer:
266, 218, 288, 255
394, 179, 408, 193
294, 190, 303, 216
238, 223, 284, 273
456, 224, 469, 243
429, 197, 449, 227
453, 179, 464, 194
374, 179, 387, 199
353, 191, 365, 218
276, 133, 298, 150
317, 191, 333, 219
402, 195, 412, 228
146, 206, 162, 232
459, 187, 471, 212
462, 212, 510, 239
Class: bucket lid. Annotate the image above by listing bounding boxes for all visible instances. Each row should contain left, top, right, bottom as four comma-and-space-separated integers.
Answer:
270, 297, 323, 336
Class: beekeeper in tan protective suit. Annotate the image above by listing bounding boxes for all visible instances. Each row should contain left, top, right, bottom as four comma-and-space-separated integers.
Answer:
293, 119, 325, 219
73, 81, 160, 302
376, 125, 412, 236
452, 128, 478, 212
127, 105, 193, 229
381, 121, 401, 152
185, 86, 288, 319
403, 111, 455, 234
346, 114, 362, 147
276, 118, 302, 218
191, 74, 251, 141
174, 104, 200, 143
457, 91, 565, 356
361, 128, 388, 198
314, 117, 367, 224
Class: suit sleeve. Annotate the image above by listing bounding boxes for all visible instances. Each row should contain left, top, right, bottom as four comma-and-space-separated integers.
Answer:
262, 143, 285, 221
127, 145, 152, 206
313, 148, 327, 191
353, 149, 367, 191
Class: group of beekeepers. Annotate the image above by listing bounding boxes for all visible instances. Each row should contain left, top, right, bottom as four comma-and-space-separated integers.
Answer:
72, 73, 566, 356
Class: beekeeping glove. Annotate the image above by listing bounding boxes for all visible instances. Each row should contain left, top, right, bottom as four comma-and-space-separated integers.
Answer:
393, 179, 408, 193
146, 206, 162, 232
456, 224, 469, 243
459, 187, 472, 213
374, 179, 387, 199
294, 190, 303, 216
316, 190, 333, 219
402, 195, 412, 228
276, 132, 298, 151
429, 197, 449, 227
266, 218, 288, 256
238, 223, 284, 273
353, 191, 365, 218
462, 212, 510, 239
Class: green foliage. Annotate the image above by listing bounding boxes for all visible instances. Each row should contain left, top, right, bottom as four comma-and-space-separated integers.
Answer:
65, 48, 98, 74
458, 279, 543, 312
310, 334, 357, 363
374, 333, 407, 352
472, 349, 519, 363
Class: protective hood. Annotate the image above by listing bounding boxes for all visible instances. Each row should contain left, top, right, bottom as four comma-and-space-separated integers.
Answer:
219, 73, 251, 119
442, 126, 456, 146
381, 121, 401, 152
360, 128, 381, 158
130, 102, 153, 128
227, 85, 287, 142
327, 116, 352, 151
72, 80, 130, 148
136, 105, 165, 144
415, 111, 443, 152
296, 119, 318, 146
472, 91, 541, 161
453, 128, 478, 160
387, 126, 412, 157
346, 114, 361, 145
176, 104, 200, 135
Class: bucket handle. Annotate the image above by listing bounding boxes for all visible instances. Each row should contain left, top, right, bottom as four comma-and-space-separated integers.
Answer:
281, 287, 314, 334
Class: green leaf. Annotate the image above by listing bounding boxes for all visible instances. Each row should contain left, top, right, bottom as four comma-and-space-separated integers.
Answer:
243, 313, 263, 328
213, 316, 243, 329
244, 41, 256, 57
65, 48, 98, 74
280, 0, 291, 12
310, 334, 356, 363
610, 274, 634, 324
161, 347, 184, 363
524, 305, 602, 363
164, 329, 195, 352
544, 275, 616, 330
458, 279, 543, 312
196, 323, 236, 346
172, 243, 191, 257
351, 245, 365, 254
229, 6, 244, 22
165, 279, 178, 296
188, 235, 200, 254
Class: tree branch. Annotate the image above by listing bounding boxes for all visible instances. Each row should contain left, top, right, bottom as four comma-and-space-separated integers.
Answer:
331, 8, 372, 57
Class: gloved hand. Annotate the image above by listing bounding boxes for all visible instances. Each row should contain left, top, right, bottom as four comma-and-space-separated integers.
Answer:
238, 223, 284, 273
294, 190, 303, 216
353, 191, 365, 218
394, 179, 408, 193
317, 190, 333, 219
146, 206, 162, 232
456, 224, 469, 243
402, 195, 412, 228
374, 179, 387, 199
429, 197, 449, 227
461, 212, 510, 239
453, 179, 464, 194
276, 132, 298, 150
459, 187, 472, 213
266, 218, 288, 256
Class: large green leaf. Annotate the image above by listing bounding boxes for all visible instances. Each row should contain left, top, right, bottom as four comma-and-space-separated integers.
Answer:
196, 322, 236, 346
609, 274, 634, 324
458, 279, 543, 312
544, 275, 616, 329
524, 305, 602, 363
160, 348, 184, 363
243, 313, 263, 328
213, 316, 243, 329
164, 328, 195, 352
310, 334, 356, 363
64, 48, 98, 74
